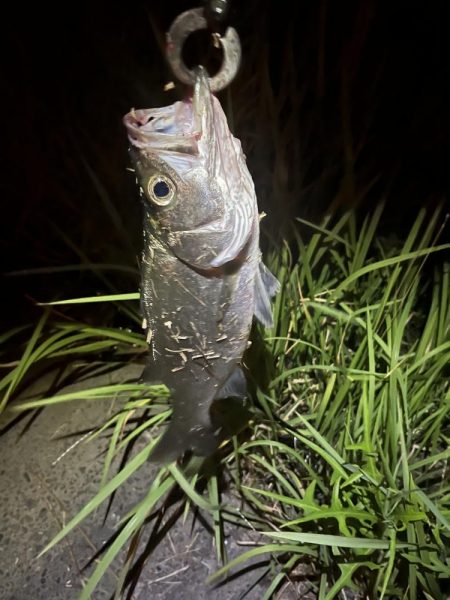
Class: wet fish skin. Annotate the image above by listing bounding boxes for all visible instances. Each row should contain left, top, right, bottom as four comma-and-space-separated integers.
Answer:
124, 68, 279, 462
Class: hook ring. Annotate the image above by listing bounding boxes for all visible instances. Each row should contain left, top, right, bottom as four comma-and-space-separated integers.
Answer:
166, 7, 241, 92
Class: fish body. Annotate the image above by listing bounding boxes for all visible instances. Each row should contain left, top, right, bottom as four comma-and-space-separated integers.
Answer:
124, 68, 279, 462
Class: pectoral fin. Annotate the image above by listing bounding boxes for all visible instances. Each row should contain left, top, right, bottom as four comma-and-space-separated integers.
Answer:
254, 262, 280, 328
259, 261, 281, 297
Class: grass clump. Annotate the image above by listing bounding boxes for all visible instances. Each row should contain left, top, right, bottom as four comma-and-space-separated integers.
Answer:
228, 205, 450, 598
1, 205, 449, 599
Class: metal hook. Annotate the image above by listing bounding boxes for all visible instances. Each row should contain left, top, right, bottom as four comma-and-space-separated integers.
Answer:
166, 7, 241, 93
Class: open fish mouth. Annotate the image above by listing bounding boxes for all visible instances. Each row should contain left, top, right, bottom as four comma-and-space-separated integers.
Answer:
123, 67, 212, 156
123, 102, 197, 152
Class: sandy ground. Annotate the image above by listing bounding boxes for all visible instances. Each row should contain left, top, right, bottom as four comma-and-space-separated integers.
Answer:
0, 366, 304, 600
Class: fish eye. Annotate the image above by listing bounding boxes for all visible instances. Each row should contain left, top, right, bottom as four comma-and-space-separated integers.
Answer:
147, 175, 175, 206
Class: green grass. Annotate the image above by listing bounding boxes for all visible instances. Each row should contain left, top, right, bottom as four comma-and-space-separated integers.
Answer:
1, 206, 449, 599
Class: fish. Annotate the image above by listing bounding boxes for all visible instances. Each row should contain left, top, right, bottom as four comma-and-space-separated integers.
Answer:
123, 67, 279, 463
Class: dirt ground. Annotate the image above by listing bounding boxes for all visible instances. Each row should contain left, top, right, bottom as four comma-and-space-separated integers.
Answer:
0, 366, 306, 599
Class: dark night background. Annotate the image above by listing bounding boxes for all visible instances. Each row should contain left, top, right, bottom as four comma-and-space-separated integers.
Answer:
1, 0, 449, 332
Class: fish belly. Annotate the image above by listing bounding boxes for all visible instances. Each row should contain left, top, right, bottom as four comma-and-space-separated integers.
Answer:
141, 238, 256, 460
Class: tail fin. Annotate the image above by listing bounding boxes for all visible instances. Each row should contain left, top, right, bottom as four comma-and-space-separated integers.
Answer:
150, 421, 219, 465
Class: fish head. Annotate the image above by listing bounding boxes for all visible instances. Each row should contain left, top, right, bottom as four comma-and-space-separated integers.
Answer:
124, 67, 257, 268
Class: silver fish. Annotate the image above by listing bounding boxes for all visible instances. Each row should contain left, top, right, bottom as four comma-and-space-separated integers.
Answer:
123, 67, 279, 462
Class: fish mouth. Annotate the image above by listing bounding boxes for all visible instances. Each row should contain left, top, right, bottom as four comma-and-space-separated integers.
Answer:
123, 67, 212, 157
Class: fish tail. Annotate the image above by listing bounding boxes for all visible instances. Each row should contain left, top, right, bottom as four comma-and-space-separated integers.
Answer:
149, 421, 219, 465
